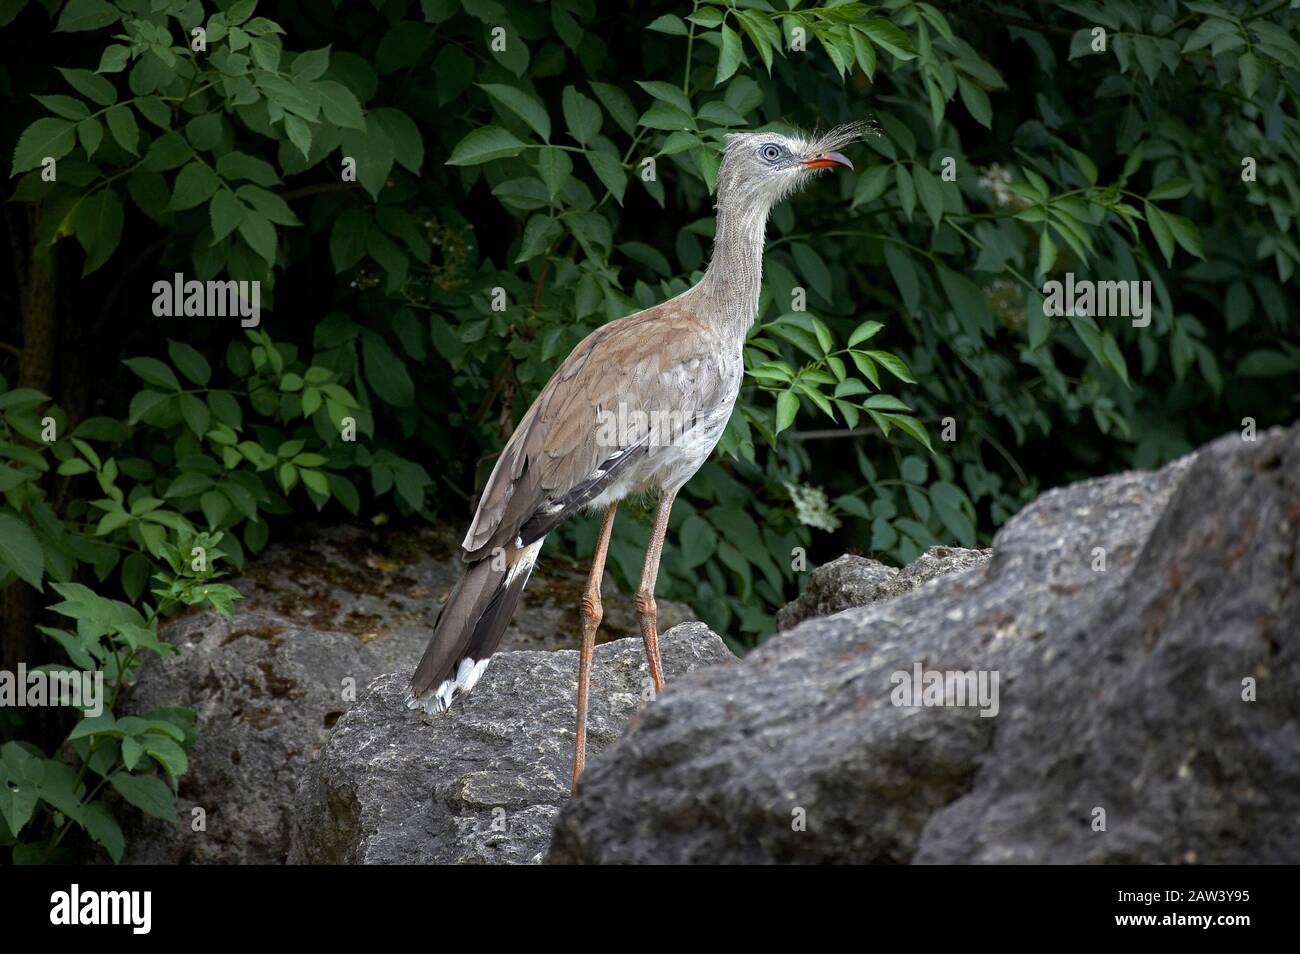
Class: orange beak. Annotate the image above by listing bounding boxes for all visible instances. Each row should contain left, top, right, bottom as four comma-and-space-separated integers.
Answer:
802, 151, 854, 171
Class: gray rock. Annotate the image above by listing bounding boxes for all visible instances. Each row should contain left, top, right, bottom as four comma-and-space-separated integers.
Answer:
775, 555, 896, 630
873, 545, 991, 601
288, 623, 732, 864
775, 546, 991, 630
120, 523, 693, 864
549, 425, 1300, 864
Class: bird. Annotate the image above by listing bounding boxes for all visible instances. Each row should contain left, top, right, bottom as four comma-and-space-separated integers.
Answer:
409, 122, 870, 790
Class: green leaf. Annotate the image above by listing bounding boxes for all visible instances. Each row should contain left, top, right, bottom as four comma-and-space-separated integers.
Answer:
1038, 230, 1057, 277
775, 389, 799, 435
371, 107, 423, 173
716, 24, 744, 85
1238, 51, 1261, 98
590, 82, 638, 135
123, 356, 180, 390
97, 44, 131, 74
857, 18, 916, 61
282, 114, 312, 159
109, 773, 176, 822
516, 214, 561, 261
1235, 349, 1295, 377
912, 163, 944, 229
895, 164, 915, 220
55, 0, 120, 33
883, 414, 932, 451
168, 340, 211, 386
143, 737, 188, 781
937, 265, 994, 337
446, 125, 526, 165
564, 210, 612, 260
104, 104, 139, 155
216, 151, 280, 186
1101, 332, 1129, 386
0, 513, 44, 589
72, 188, 123, 275
736, 10, 779, 73
883, 243, 920, 313
316, 80, 366, 130
1143, 201, 1175, 265
67, 713, 119, 741
930, 482, 976, 547
300, 468, 329, 496
237, 184, 299, 226
57, 67, 116, 105
480, 83, 550, 141
11, 118, 76, 174
209, 189, 244, 244
291, 45, 331, 81
561, 86, 602, 144
848, 321, 884, 347
171, 162, 220, 211
184, 113, 223, 152
866, 350, 917, 384
639, 102, 694, 131
362, 335, 415, 407
647, 14, 688, 35
1164, 212, 1205, 260
678, 514, 719, 569
127, 389, 170, 424
637, 80, 693, 115
852, 165, 891, 208
1147, 178, 1191, 201
0, 744, 42, 835
163, 471, 212, 498
77, 117, 103, 158
79, 802, 125, 863
957, 76, 992, 128
586, 151, 626, 204
237, 213, 277, 264
121, 737, 143, 771
179, 395, 209, 441
534, 147, 573, 200
791, 243, 831, 302
34, 94, 89, 120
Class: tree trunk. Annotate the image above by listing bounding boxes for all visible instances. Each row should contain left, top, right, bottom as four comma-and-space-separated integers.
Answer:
2, 213, 59, 682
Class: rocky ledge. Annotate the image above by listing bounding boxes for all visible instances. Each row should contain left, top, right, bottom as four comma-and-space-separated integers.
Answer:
549, 425, 1300, 864
288, 622, 730, 864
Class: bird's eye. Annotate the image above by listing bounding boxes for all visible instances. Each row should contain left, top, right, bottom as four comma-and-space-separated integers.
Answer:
760, 143, 783, 163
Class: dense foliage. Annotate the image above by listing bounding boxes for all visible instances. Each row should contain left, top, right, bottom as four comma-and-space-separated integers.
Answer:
2, 0, 1298, 861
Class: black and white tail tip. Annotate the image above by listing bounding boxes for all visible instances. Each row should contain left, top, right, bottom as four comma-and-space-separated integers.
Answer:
405, 657, 491, 715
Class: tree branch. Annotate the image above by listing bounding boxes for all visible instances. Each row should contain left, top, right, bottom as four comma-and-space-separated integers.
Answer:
280, 180, 363, 201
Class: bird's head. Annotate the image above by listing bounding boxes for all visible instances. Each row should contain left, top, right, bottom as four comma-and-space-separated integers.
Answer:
716, 120, 877, 213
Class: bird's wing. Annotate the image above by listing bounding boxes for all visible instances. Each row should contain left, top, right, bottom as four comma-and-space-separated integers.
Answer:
461, 293, 729, 559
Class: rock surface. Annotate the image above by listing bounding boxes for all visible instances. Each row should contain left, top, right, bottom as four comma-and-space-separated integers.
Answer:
120, 523, 692, 864
288, 623, 731, 864
775, 546, 991, 630
550, 426, 1300, 864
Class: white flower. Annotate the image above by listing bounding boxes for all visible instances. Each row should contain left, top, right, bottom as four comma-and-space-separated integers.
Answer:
977, 163, 1014, 208
784, 481, 841, 532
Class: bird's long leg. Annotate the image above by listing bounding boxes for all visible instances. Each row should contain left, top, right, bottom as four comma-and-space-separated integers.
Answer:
572, 502, 618, 792
633, 489, 677, 696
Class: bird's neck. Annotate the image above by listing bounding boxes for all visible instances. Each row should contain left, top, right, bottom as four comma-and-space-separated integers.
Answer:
699, 199, 771, 340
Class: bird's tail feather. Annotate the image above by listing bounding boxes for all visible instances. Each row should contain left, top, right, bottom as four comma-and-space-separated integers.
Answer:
407, 538, 543, 714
